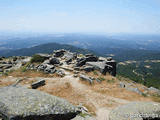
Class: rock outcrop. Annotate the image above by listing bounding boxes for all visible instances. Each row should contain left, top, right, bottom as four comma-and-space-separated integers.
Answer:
0, 86, 80, 120
109, 102, 160, 120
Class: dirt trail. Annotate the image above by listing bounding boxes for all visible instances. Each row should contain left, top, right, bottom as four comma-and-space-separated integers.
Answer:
62, 69, 129, 120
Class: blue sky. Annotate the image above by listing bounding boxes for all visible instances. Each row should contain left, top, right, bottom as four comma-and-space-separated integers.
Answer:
0, 0, 160, 34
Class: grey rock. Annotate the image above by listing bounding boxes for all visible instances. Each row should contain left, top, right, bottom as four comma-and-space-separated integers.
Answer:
43, 60, 50, 64
148, 87, 160, 95
37, 64, 56, 74
76, 58, 86, 67
74, 74, 78, 78
76, 56, 98, 67
2, 64, 13, 69
85, 56, 98, 62
64, 52, 77, 64
79, 74, 94, 84
31, 79, 46, 89
74, 67, 81, 71
106, 57, 112, 61
85, 54, 94, 57
119, 82, 143, 95
0, 86, 80, 120
36, 53, 51, 59
109, 102, 160, 120
126, 87, 143, 95
119, 82, 126, 88
83, 66, 94, 72
56, 70, 65, 77
72, 115, 96, 120
54, 49, 66, 57
86, 62, 113, 75
49, 57, 60, 65
105, 60, 116, 76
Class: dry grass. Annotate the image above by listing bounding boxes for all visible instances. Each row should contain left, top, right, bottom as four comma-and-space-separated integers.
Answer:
6, 69, 58, 78
79, 71, 153, 102
38, 81, 86, 105
0, 80, 14, 87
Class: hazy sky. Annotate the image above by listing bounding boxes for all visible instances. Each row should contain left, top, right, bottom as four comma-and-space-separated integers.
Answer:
0, 0, 160, 34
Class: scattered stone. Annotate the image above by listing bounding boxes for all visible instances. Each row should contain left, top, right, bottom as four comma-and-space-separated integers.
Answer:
56, 69, 65, 77
74, 74, 78, 78
31, 79, 46, 89
0, 86, 80, 120
126, 87, 143, 95
109, 102, 160, 120
119, 82, 126, 88
119, 82, 143, 95
37, 64, 56, 74
79, 74, 94, 84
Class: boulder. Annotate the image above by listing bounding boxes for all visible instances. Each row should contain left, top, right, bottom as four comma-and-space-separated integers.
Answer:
56, 70, 65, 77
71, 115, 96, 120
85, 56, 98, 62
2, 64, 13, 69
76, 56, 98, 67
31, 79, 46, 89
54, 49, 66, 57
49, 57, 60, 65
79, 74, 94, 84
86, 62, 113, 75
64, 52, 77, 64
36, 53, 51, 59
37, 64, 56, 74
106, 57, 112, 61
119, 82, 143, 95
0, 86, 80, 120
76, 58, 86, 67
109, 102, 160, 120
83, 66, 94, 72
148, 87, 160, 95
126, 87, 143, 95
105, 60, 116, 76
85, 54, 94, 57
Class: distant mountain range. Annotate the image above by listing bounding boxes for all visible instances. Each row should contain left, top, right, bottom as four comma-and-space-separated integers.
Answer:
0, 43, 93, 57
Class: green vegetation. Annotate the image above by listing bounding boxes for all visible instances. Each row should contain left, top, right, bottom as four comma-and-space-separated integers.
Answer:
117, 61, 160, 89
107, 79, 115, 83
97, 77, 105, 81
93, 71, 98, 75
21, 67, 27, 72
30, 55, 46, 63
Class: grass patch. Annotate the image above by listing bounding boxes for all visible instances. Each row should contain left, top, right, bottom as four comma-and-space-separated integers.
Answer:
97, 77, 105, 81
79, 113, 91, 118
151, 94, 160, 102
21, 66, 27, 72
93, 70, 98, 75
30, 55, 47, 63
107, 78, 115, 83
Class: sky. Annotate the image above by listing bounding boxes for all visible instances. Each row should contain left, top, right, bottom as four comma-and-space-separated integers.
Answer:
0, 0, 160, 34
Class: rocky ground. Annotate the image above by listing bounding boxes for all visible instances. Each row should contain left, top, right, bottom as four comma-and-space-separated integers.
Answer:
0, 49, 160, 120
